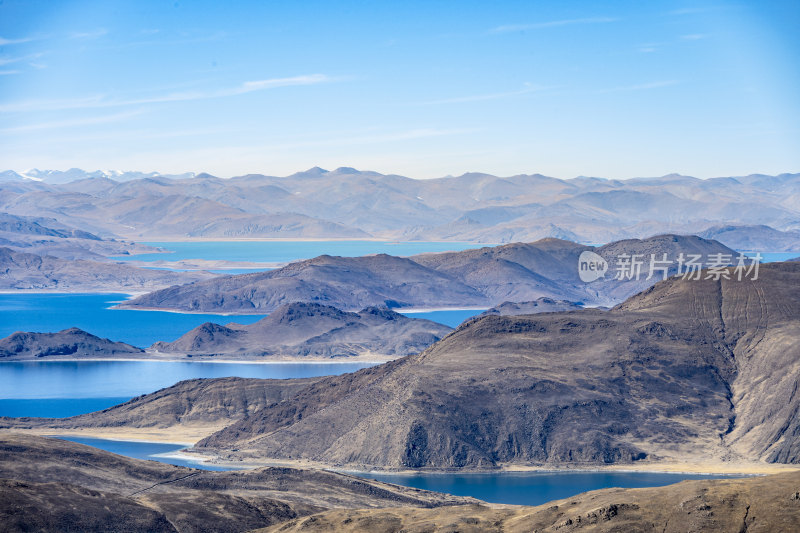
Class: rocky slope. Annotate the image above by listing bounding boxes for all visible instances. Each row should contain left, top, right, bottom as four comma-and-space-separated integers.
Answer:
0, 247, 214, 291
0, 433, 475, 532
151, 302, 452, 359
259, 470, 800, 532
0, 377, 321, 438
191, 262, 800, 470
118, 235, 736, 313
0, 328, 143, 359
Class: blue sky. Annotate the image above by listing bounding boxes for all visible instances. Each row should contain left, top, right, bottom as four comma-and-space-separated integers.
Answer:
0, 0, 797, 179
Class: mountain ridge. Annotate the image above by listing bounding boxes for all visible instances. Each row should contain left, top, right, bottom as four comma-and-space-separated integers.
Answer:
2, 168, 798, 242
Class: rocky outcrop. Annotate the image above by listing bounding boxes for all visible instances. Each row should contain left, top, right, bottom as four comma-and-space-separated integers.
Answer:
150, 302, 452, 359
0, 328, 143, 359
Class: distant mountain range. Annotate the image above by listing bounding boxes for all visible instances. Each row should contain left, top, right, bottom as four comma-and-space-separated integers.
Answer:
1, 167, 798, 245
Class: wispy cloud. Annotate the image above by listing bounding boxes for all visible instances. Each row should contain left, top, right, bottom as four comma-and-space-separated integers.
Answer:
0, 74, 334, 113
680, 34, 706, 41
489, 17, 617, 34
0, 70, 20, 76
0, 36, 35, 46
0, 109, 145, 134
0, 52, 43, 67
69, 29, 108, 40
416, 83, 553, 105
599, 80, 680, 93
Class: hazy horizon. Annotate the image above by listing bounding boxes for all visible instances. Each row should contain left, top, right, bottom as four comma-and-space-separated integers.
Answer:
5, 165, 800, 183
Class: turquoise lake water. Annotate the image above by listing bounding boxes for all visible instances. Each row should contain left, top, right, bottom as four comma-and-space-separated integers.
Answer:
400, 309, 485, 328
0, 293, 266, 348
115, 240, 486, 263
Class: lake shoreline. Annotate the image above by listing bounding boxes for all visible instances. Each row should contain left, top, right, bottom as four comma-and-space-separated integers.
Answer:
0, 356, 392, 364
16, 429, 794, 476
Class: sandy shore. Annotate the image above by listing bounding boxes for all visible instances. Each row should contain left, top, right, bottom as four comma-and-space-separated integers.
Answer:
3, 426, 217, 443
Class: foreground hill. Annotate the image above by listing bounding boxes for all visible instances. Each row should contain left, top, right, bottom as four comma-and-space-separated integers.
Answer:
0, 434, 475, 532
119, 235, 736, 313
0, 247, 214, 291
259, 470, 800, 532
151, 302, 452, 360
0, 328, 143, 360
191, 262, 800, 470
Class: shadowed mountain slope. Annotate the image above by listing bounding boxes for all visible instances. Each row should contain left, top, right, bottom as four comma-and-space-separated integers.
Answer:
151, 302, 452, 359
119, 235, 736, 313
193, 263, 800, 471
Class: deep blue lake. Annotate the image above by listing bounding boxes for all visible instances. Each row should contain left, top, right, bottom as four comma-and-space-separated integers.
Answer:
357, 470, 751, 506
115, 240, 486, 263
0, 360, 378, 417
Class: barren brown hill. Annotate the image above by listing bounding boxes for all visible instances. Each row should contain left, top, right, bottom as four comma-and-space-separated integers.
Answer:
258, 470, 800, 533
151, 302, 452, 360
0, 377, 322, 441
193, 262, 800, 471
118, 235, 736, 313
0, 434, 475, 533
118, 253, 489, 313
0, 327, 144, 359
